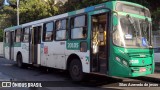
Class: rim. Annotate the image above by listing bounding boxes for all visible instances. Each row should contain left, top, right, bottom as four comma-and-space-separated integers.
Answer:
17, 55, 21, 67
72, 65, 80, 76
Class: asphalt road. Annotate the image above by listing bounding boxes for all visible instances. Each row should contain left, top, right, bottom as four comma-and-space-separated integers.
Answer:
0, 57, 160, 90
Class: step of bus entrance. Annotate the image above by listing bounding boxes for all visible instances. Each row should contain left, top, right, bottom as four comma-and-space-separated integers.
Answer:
33, 64, 40, 67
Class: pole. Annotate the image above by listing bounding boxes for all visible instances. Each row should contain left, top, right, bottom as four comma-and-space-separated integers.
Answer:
17, 0, 19, 25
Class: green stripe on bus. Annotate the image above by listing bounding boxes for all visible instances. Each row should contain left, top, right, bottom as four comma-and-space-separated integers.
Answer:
66, 40, 90, 50
4, 43, 9, 47
68, 11, 76, 16
14, 43, 21, 47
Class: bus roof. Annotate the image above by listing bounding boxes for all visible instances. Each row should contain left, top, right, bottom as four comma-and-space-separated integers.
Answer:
4, 1, 149, 31
4, 25, 22, 32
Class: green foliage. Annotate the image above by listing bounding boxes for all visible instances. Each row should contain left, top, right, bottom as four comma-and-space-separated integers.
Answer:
152, 8, 160, 31
0, 0, 3, 6
0, 4, 16, 29
19, 0, 53, 24
60, 0, 107, 13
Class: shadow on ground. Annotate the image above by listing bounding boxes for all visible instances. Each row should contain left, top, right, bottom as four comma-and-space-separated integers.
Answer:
130, 63, 160, 84
24, 65, 123, 87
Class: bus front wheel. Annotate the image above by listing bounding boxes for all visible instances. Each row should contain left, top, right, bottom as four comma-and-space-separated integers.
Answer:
17, 54, 23, 68
69, 59, 84, 81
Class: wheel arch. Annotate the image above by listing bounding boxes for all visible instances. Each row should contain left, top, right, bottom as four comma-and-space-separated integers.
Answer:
66, 54, 82, 71
16, 51, 22, 62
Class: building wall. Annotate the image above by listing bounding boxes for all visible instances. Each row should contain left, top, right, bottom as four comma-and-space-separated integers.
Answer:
0, 42, 3, 57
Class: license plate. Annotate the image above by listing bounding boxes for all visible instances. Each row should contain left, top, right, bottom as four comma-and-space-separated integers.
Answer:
140, 68, 146, 72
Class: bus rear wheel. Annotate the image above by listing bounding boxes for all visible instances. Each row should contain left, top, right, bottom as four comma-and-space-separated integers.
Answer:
69, 59, 84, 81
17, 54, 23, 68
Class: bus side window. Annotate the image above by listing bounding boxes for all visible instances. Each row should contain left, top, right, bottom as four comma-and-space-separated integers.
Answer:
15, 29, 22, 42
55, 19, 68, 40
70, 15, 87, 39
43, 22, 54, 42
4, 32, 6, 43
22, 27, 30, 43
5, 32, 9, 43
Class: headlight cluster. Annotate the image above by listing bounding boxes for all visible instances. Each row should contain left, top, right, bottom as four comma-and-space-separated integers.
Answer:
115, 56, 128, 66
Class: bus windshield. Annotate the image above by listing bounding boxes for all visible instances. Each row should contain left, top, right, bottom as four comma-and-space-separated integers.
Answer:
113, 15, 152, 48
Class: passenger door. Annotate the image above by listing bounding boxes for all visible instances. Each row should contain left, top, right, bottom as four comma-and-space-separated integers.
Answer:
9, 31, 14, 60
89, 9, 110, 74
30, 25, 42, 65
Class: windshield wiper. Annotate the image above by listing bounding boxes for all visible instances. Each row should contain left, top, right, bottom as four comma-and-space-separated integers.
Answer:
126, 14, 137, 33
126, 14, 144, 47
126, 14, 138, 39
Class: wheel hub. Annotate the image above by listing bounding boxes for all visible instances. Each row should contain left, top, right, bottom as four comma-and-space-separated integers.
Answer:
72, 65, 80, 76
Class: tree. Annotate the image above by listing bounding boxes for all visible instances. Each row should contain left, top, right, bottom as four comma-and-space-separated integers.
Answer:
0, 1, 17, 29
0, 0, 3, 6
19, 0, 57, 24
60, 0, 107, 13
46, 0, 62, 15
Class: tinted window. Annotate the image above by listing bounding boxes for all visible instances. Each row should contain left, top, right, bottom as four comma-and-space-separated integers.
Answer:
22, 27, 30, 43
15, 29, 21, 42
71, 15, 87, 39
56, 19, 67, 30
5, 32, 9, 43
74, 15, 86, 27
43, 22, 54, 41
55, 19, 67, 40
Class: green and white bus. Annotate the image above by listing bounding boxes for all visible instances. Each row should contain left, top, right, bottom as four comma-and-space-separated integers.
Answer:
3, 1, 154, 81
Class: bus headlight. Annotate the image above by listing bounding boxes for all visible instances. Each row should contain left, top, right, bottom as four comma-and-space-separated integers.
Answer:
122, 60, 128, 66
116, 57, 128, 66
116, 57, 121, 62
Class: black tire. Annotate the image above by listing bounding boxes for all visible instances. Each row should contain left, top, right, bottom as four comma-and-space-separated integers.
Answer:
69, 59, 84, 81
17, 54, 23, 68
